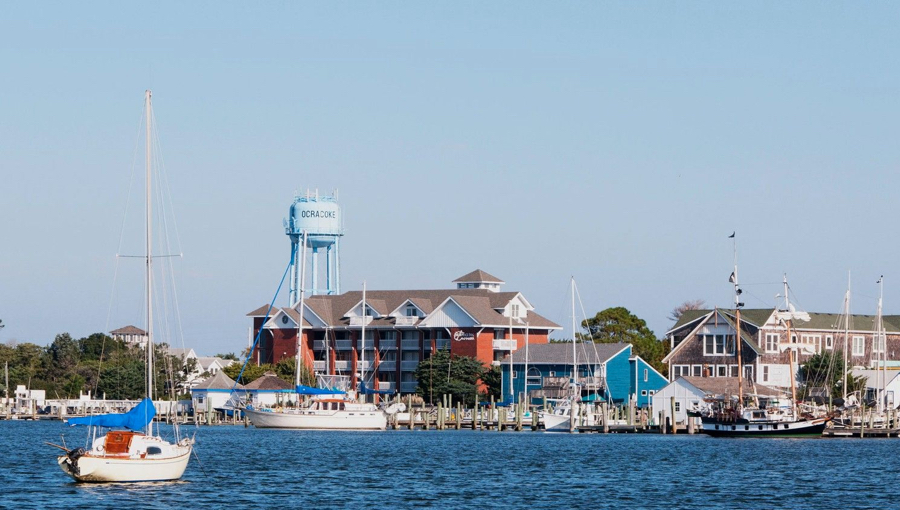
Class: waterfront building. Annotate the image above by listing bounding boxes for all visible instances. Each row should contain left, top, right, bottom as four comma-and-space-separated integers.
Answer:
651, 376, 775, 428
247, 270, 561, 394
850, 369, 900, 408
191, 371, 243, 414
500, 343, 667, 407
663, 308, 900, 389
242, 371, 297, 407
110, 325, 148, 347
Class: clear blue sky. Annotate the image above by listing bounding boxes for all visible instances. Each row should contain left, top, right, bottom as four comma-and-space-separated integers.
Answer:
2, 3, 898, 355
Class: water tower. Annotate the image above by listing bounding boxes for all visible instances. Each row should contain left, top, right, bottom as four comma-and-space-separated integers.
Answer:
285, 189, 344, 304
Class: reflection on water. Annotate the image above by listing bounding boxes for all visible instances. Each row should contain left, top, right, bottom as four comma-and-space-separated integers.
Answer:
3, 420, 898, 509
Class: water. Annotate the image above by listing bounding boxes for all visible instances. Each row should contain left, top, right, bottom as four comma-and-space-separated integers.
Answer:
2, 420, 896, 509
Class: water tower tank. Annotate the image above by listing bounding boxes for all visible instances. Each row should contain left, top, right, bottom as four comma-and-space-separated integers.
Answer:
288, 196, 343, 247
285, 190, 344, 302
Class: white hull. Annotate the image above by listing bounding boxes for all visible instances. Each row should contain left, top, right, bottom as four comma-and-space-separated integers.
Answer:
245, 407, 387, 430
541, 412, 572, 432
57, 434, 192, 483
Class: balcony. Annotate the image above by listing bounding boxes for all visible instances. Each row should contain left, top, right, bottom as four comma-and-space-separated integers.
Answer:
333, 360, 350, 371
400, 361, 419, 371
400, 340, 420, 350
492, 339, 517, 351
313, 360, 326, 372
349, 316, 373, 327
577, 376, 605, 390
355, 360, 372, 370
400, 381, 418, 393
378, 342, 397, 350
394, 316, 418, 326
334, 340, 353, 351
313, 340, 327, 351
377, 361, 397, 372
377, 381, 396, 392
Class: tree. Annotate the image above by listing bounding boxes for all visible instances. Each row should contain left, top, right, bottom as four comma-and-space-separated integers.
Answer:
800, 351, 868, 401
413, 349, 489, 406
581, 307, 669, 373
215, 352, 239, 361
669, 299, 706, 322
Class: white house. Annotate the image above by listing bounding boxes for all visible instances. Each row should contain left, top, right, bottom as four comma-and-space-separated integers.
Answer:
851, 369, 900, 409
191, 371, 243, 414
651, 376, 780, 428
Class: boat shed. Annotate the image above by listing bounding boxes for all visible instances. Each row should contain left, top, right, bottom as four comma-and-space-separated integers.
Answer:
500, 343, 667, 407
191, 371, 243, 414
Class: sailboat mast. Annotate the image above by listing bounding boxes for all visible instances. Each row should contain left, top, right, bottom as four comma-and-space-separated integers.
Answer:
843, 274, 850, 401
145, 90, 154, 438
783, 275, 798, 414
877, 276, 884, 412
295, 230, 308, 388
361, 280, 367, 396
732, 239, 743, 406
571, 278, 576, 394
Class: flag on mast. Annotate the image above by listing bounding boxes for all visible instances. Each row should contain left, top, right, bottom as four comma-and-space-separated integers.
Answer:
729, 271, 736, 283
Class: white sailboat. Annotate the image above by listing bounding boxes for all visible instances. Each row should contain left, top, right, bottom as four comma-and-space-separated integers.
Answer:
243, 240, 386, 431
56, 90, 192, 482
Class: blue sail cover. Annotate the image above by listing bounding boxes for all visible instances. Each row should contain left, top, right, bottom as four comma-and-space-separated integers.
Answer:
68, 398, 156, 431
358, 380, 394, 395
295, 385, 345, 395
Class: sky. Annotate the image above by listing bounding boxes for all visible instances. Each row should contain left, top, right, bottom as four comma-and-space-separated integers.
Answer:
1, 3, 899, 355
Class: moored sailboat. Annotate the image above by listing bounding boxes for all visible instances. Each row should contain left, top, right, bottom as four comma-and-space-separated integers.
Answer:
56, 90, 192, 481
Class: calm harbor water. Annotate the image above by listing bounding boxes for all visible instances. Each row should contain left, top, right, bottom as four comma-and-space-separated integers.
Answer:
2, 420, 896, 509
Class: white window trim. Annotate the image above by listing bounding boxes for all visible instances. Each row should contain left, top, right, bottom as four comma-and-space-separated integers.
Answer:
764, 333, 779, 354
825, 335, 833, 350
852, 335, 865, 356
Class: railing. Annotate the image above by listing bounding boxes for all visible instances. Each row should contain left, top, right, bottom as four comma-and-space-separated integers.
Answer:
400, 340, 420, 350
394, 316, 418, 326
400, 381, 418, 393
578, 376, 605, 389
333, 360, 350, 371
349, 316, 373, 327
379, 343, 397, 350
435, 340, 450, 351
377, 361, 396, 372
313, 360, 326, 371
313, 340, 327, 351
377, 381, 395, 391
400, 361, 419, 371
334, 340, 353, 351
492, 339, 517, 351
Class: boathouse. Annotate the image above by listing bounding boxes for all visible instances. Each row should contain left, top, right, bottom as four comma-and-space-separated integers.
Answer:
500, 343, 668, 407
191, 371, 243, 414
663, 308, 900, 391
247, 270, 561, 395
651, 376, 779, 429
243, 371, 297, 407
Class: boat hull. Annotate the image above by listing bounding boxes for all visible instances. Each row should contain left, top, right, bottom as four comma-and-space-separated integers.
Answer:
540, 413, 573, 432
699, 417, 830, 438
57, 447, 191, 483
244, 408, 387, 430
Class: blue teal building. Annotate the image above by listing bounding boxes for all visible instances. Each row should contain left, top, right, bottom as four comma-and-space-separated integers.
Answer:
499, 342, 668, 407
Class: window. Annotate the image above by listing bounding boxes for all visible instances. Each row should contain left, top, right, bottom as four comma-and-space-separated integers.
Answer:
648, 391, 655, 396
801, 334, 822, 353
526, 368, 542, 387
874, 333, 886, 354
641, 390, 648, 396
692, 365, 702, 377
405, 306, 418, 317
674, 402, 681, 412
702, 334, 735, 356
672, 365, 691, 378
510, 304, 520, 317
730, 365, 739, 377
494, 329, 505, 339
716, 365, 727, 377
643, 369, 649, 382
826, 335, 833, 350
762, 365, 769, 383
765, 333, 779, 353
853, 336, 865, 356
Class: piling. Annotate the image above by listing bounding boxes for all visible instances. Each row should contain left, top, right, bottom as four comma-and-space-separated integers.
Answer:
670, 397, 677, 435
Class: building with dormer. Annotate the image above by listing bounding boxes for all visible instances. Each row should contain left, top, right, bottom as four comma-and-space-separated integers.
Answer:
246, 270, 561, 394
663, 308, 900, 389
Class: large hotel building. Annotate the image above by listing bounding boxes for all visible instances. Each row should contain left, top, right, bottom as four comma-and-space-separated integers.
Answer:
248, 270, 561, 394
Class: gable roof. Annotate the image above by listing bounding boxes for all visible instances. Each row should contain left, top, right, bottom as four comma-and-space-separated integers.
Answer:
504, 342, 630, 365
453, 269, 504, 283
194, 370, 243, 390
242, 371, 293, 390
167, 347, 197, 359
110, 325, 147, 335
662, 308, 761, 364
679, 376, 781, 397
250, 287, 561, 330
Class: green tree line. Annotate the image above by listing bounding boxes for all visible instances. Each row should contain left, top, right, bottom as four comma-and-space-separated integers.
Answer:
0, 332, 194, 400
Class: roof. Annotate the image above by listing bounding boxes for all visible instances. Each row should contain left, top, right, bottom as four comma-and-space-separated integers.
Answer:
791, 312, 900, 333
197, 357, 233, 370
850, 369, 900, 388
252, 287, 561, 330
504, 342, 630, 365
110, 325, 147, 335
194, 371, 243, 391
167, 347, 197, 359
452, 269, 504, 284
679, 376, 781, 397
242, 371, 293, 390
668, 309, 711, 332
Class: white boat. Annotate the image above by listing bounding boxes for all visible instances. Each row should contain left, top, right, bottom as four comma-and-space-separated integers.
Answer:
57, 90, 192, 482
541, 401, 576, 432
244, 396, 387, 430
